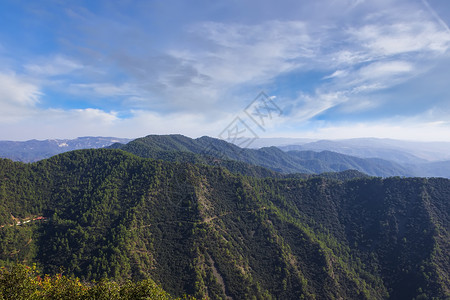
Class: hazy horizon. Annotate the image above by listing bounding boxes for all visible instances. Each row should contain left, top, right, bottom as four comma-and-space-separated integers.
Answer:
3, 134, 450, 145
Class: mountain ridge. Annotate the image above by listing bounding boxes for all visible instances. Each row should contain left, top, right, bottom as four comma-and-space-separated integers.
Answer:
111, 134, 417, 177
0, 148, 448, 299
2, 134, 449, 178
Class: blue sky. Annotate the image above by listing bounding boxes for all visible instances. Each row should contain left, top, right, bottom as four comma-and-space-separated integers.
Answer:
1, 0, 450, 141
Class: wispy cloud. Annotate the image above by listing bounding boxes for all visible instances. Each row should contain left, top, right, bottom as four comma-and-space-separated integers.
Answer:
0, 73, 41, 107
349, 21, 450, 56
24, 56, 83, 76
0, 0, 449, 140
184, 20, 314, 82
0, 72, 42, 123
422, 0, 450, 34
68, 82, 138, 98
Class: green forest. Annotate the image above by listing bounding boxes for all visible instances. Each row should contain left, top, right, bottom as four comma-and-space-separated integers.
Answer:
109, 134, 412, 177
0, 147, 449, 299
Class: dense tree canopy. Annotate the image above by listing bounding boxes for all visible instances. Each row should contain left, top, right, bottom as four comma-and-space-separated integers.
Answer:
0, 149, 448, 299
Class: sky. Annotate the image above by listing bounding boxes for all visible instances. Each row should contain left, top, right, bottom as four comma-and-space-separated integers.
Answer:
1, 0, 450, 141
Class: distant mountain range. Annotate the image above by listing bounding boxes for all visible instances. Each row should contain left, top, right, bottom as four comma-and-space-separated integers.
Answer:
108, 135, 413, 177
277, 138, 450, 178
1, 134, 449, 298
270, 138, 450, 164
0, 135, 449, 178
0, 137, 131, 162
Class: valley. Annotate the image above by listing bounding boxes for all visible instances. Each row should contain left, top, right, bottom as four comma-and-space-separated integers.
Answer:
0, 141, 448, 299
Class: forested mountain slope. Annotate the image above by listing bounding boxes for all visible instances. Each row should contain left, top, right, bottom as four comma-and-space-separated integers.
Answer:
111, 135, 412, 177
0, 149, 448, 299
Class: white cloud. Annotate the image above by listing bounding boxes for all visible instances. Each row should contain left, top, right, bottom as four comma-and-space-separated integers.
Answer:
289, 91, 347, 122
1, 0, 450, 142
332, 50, 371, 66
70, 108, 118, 123
349, 20, 450, 57
323, 70, 347, 79
288, 60, 415, 123
343, 60, 416, 90
320, 8, 450, 111
0, 73, 41, 107
304, 121, 450, 142
69, 82, 138, 98
4, 108, 119, 140
359, 61, 413, 78
24, 56, 83, 76
275, 105, 450, 142
0, 106, 234, 140
337, 98, 379, 113
153, 20, 315, 110
3, 103, 449, 142
183, 20, 314, 85
0, 72, 42, 123
92, 20, 318, 113
160, 10, 450, 118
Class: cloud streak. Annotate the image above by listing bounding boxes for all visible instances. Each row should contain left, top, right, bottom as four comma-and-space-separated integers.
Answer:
0, 0, 449, 141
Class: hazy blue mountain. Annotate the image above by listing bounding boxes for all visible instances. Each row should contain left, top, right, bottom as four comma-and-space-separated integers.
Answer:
281, 142, 426, 164
287, 150, 412, 176
3, 134, 448, 178
0, 136, 131, 162
112, 135, 415, 177
407, 160, 450, 178
274, 138, 450, 178
278, 138, 450, 164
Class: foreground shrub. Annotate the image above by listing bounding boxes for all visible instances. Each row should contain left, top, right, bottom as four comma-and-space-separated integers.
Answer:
0, 264, 190, 300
